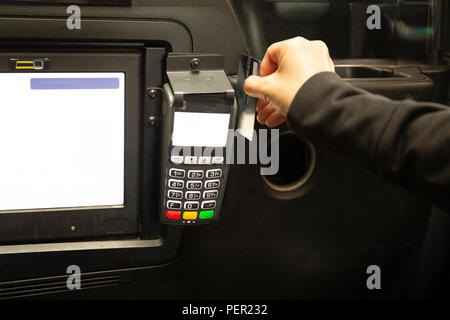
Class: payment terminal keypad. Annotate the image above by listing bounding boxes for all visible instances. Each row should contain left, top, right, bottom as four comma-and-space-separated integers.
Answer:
163, 150, 225, 224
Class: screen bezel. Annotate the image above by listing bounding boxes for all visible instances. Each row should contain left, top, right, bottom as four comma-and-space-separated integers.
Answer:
0, 49, 142, 244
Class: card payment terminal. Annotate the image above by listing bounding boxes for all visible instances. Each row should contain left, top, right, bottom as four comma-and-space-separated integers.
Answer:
159, 53, 236, 224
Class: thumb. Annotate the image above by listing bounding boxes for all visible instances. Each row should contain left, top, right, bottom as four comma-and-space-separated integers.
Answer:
244, 75, 275, 102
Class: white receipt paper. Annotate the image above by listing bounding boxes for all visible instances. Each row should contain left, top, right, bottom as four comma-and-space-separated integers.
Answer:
172, 112, 230, 147
0, 72, 125, 211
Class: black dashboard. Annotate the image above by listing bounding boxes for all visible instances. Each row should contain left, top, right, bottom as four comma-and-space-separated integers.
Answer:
0, 0, 448, 301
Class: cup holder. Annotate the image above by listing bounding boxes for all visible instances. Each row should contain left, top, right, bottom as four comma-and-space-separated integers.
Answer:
261, 131, 317, 200
335, 66, 406, 79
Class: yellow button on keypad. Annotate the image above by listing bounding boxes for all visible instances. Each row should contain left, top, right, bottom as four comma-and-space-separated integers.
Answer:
183, 211, 198, 220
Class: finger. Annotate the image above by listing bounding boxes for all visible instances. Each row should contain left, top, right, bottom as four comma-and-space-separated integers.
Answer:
265, 111, 287, 128
256, 104, 277, 125
311, 40, 334, 72
256, 99, 269, 113
259, 49, 278, 77
260, 37, 307, 76
244, 74, 274, 101
328, 55, 335, 72
259, 41, 285, 76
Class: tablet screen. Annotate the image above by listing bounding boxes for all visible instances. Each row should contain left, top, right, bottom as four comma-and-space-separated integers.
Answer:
0, 73, 125, 211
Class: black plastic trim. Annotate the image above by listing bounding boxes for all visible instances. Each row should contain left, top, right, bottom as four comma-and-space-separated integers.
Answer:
0, 17, 193, 53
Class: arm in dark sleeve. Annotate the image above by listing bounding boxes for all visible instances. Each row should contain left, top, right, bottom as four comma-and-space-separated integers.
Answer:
287, 72, 450, 212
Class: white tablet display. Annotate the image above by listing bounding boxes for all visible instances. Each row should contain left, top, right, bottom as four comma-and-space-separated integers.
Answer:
0, 72, 125, 211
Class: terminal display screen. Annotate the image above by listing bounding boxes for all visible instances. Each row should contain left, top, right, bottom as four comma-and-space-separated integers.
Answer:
172, 112, 230, 147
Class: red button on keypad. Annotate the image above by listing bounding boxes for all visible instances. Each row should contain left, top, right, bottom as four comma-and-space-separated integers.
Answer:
166, 210, 181, 220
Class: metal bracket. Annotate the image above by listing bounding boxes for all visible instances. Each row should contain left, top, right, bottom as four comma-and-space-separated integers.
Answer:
166, 53, 235, 107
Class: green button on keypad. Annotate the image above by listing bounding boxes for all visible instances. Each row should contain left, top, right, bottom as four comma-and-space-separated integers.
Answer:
199, 210, 214, 219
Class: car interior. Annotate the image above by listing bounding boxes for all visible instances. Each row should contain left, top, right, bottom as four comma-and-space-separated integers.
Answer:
0, 0, 449, 300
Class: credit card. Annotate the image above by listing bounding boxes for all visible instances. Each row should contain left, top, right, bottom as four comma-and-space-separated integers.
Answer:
236, 54, 261, 141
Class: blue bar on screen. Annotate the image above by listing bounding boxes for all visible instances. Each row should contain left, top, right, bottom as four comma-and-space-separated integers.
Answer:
30, 78, 120, 90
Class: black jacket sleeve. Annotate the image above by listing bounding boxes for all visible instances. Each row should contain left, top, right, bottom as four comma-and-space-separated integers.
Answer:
287, 71, 450, 212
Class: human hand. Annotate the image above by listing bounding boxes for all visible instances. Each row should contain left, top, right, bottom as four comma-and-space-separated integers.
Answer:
244, 37, 335, 127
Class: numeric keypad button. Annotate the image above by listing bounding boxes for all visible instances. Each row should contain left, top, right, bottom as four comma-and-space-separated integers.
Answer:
185, 191, 201, 200
205, 179, 220, 189
186, 180, 202, 190
167, 200, 182, 210
184, 201, 200, 210
203, 190, 218, 199
206, 169, 222, 179
168, 179, 184, 189
201, 200, 216, 210
168, 190, 183, 200
169, 168, 185, 178
188, 170, 204, 179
